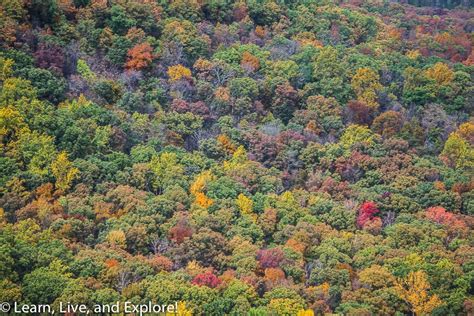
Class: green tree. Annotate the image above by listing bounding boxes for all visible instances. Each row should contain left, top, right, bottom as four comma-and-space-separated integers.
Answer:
23, 260, 72, 304
311, 46, 350, 102
149, 152, 185, 193
228, 77, 259, 100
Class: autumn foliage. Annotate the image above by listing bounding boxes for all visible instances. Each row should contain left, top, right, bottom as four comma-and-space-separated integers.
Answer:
191, 271, 222, 288
167, 64, 192, 81
357, 201, 380, 228
395, 271, 443, 315
125, 43, 154, 70
257, 248, 285, 269
169, 220, 193, 244
0, 0, 472, 314
241, 51, 260, 72
351, 67, 382, 108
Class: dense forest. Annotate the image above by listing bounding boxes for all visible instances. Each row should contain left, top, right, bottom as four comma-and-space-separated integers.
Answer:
402, 0, 471, 9
0, 0, 473, 315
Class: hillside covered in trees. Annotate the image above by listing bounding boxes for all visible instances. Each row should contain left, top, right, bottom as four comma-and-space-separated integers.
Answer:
0, 0, 473, 315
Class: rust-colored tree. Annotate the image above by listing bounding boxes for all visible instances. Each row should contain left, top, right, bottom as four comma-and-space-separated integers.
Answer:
125, 43, 154, 70
357, 201, 380, 228
169, 219, 193, 244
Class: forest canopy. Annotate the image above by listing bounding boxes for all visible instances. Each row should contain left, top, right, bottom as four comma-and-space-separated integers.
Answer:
0, 0, 473, 315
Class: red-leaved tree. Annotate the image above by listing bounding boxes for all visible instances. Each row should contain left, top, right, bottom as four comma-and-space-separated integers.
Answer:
357, 201, 380, 228
191, 271, 221, 288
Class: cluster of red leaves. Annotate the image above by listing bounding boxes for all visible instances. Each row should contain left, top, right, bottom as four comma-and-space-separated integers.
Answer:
170, 99, 212, 120
357, 201, 380, 228
191, 271, 221, 288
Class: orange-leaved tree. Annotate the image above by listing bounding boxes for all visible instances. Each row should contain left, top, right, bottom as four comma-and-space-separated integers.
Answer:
190, 171, 214, 209
125, 42, 154, 70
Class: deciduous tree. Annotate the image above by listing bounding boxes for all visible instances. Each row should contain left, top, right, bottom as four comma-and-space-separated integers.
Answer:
351, 67, 382, 108
51, 151, 79, 191
395, 271, 443, 315
168, 64, 192, 82
125, 43, 154, 70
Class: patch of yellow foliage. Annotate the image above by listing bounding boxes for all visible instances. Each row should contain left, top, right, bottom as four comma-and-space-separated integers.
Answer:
236, 193, 253, 217
190, 171, 214, 209
106, 229, 127, 248
217, 134, 236, 154
167, 64, 192, 81
165, 301, 192, 316
297, 309, 314, 316
406, 49, 421, 60
425, 62, 454, 86
351, 67, 382, 108
51, 151, 79, 191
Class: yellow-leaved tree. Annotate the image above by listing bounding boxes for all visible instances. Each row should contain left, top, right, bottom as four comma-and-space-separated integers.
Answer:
190, 171, 214, 209
351, 67, 382, 108
425, 62, 454, 86
406, 49, 421, 60
51, 151, 79, 191
296, 309, 314, 316
223, 145, 248, 171
106, 229, 127, 249
395, 270, 443, 315
167, 64, 192, 81
0, 208, 5, 225
0, 106, 25, 142
0, 57, 14, 81
339, 124, 377, 148
167, 301, 192, 316
236, 193, 254, 220
149, 152, 184, 193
